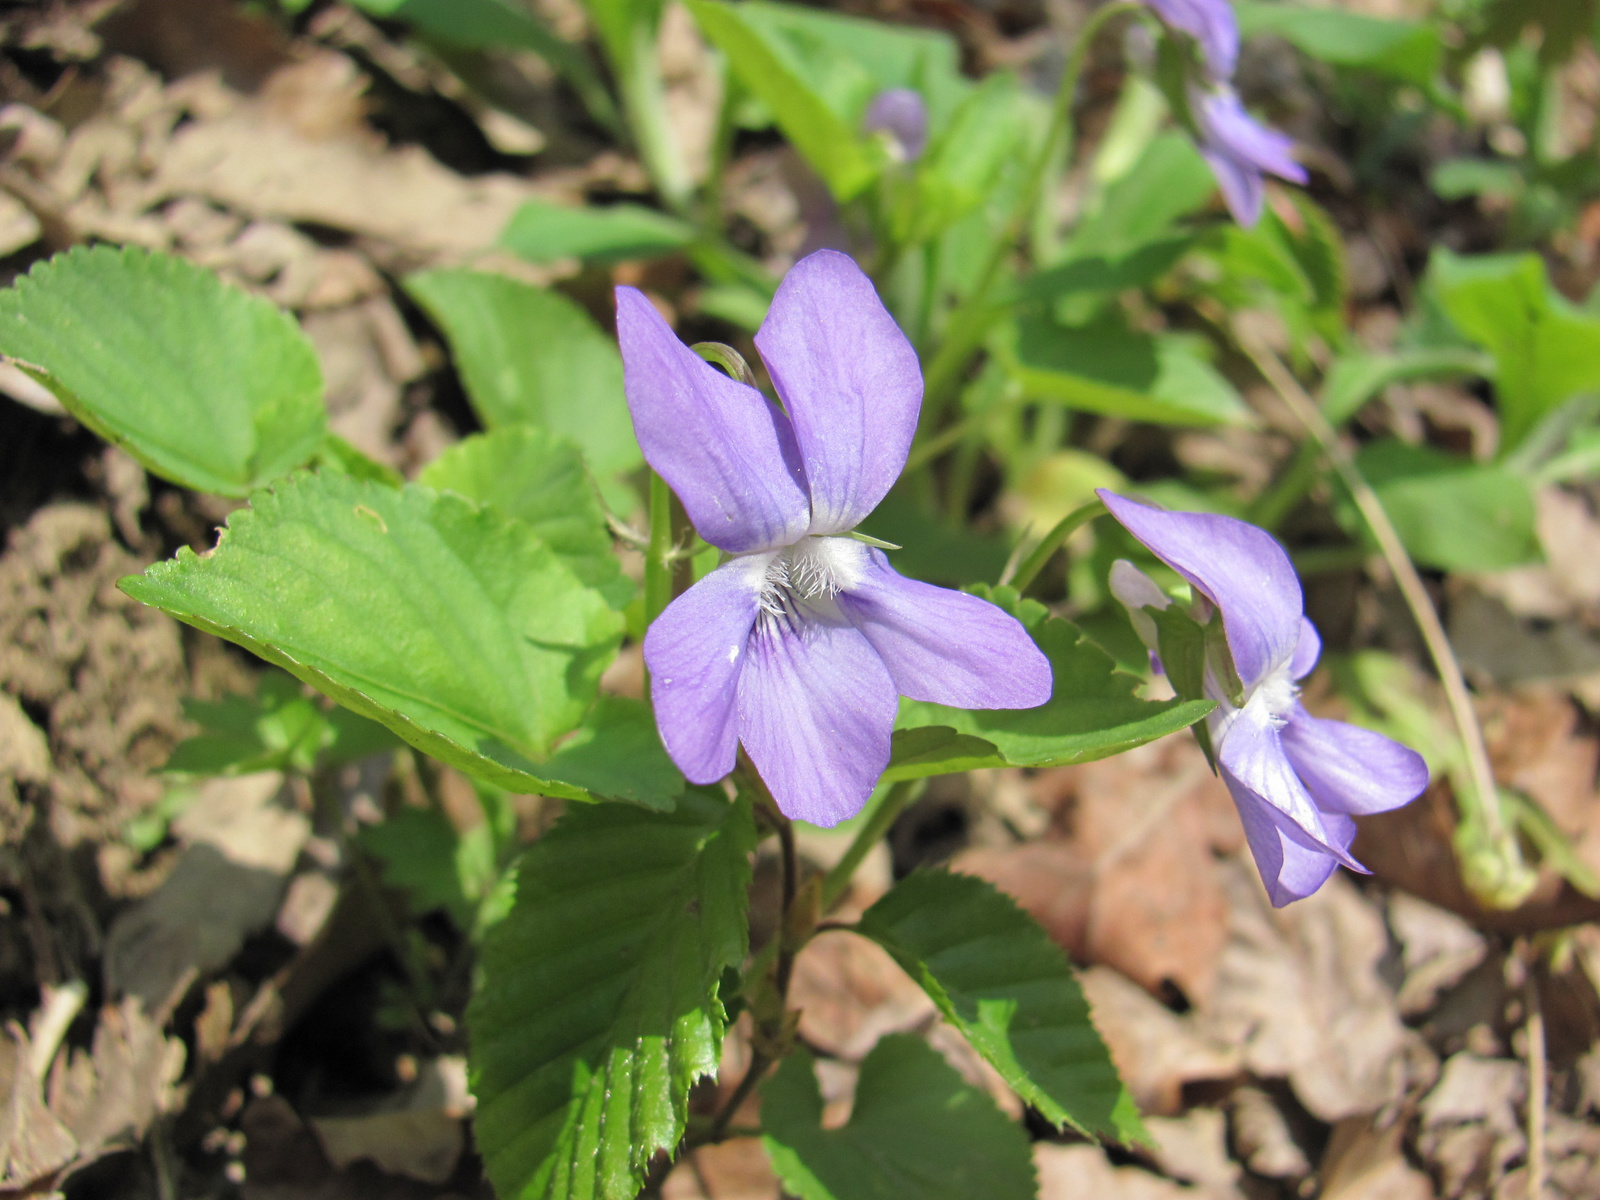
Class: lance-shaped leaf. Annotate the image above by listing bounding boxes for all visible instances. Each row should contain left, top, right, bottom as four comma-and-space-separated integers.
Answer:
685, 0, 882, 200
761, 1035, 1036, 1200
419, 426, 632, 608
469, 791, 755, 1200
888, 586, 1212, 780
857, 871, 1145, 1144
120, 472, 642, 802
0, 245, 326, 496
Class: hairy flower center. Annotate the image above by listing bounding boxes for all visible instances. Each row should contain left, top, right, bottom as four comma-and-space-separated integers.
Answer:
1209, 660, 1299, 747
756, 536, 867, 619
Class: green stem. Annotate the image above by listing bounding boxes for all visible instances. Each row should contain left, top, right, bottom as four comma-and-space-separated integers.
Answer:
1006, 499, 1107, 593
919, 0, 1144, 421
645, 470, 675, 630
819, 781, 920, 910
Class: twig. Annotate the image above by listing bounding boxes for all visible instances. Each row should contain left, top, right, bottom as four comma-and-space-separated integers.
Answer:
1232, 323, 1510, 860
1523, 947, 1547, 1200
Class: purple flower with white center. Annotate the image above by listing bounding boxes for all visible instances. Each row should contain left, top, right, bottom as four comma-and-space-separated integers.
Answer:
620, 251, 1051, 826
863, 87, 929, 163
1144, 0, 1239, 79
1190, 84, 1308, 227
1098, 490, 1428, 906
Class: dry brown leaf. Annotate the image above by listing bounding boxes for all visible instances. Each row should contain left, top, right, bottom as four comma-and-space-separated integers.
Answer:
788, 930, 934, 1061
662, 1138, 779, 1200
1080, 966, 1241, 1116
1142, 1109, 1241, 1194
1320, 1117, 1438, 1200
1035, 1143, 1232, 1200
1387, 892, 1489, 1017
308, 1057, 471, 1185
153, 57, 558, 267
1, 993, 184, 1192
104, 771, 308, 1006
1198, 865, 1408, 1122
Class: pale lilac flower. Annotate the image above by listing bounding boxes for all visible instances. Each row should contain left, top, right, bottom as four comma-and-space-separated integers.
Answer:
620, 251, 1051, 826
863, 88, 929, 163
1099, 490, 1428, 905
1191, 84, 1308, 227
1145, 0, 1239, 79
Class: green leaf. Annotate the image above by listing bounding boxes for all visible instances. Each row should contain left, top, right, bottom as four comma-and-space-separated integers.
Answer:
0, 245, 326, 496
1425, 249, 1600, 452
404, 269, 641, 496
348, 0, 620, 134
1321, 347, 1492, 426
469, 790, 755, 1200
499, 199, 695, 264
1067, 132, 1216, 257
1234, 1, 1440, 85
121, 471, 626, 800
539, 697, 684, 811
858, 872, 1143, 1143
360, 806, 478, 927
1350, 440, 1541, 572
1007, 315, 1250, 427
166, 670, 400, 776
419, 426, 632, 608
889, 586, 1213, 780
685, 0, 883, 200
762, 1035, 1036, 1200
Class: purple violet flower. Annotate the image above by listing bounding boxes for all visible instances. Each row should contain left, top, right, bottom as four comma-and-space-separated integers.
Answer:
1144, 0, 1239, 79
619, 251, 1051, 826
1191, 84, 1308, 227
1098, 490, 1428, 906
863, 87, 929, 163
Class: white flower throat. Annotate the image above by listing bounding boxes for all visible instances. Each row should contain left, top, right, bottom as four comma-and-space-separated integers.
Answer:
755, 536, 869, 622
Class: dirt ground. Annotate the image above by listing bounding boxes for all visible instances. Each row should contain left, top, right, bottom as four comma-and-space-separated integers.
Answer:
2, 1, 1600, 1198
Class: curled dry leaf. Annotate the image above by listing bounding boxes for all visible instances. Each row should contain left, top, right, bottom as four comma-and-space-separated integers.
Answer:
0, 993, 185, 1192
1201, 865, 1409, 1123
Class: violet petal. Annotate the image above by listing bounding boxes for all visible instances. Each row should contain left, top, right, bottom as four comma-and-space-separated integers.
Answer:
1216, 705, 1365, 872
737, 606, 898, 827
1146, 0, 1239, 78
617, 285, 811, 553
1099, 490, 1303, 688
755, 250, 923, 535
1280, 706, 1430, 815
1201, 145, 1267, 227
1225, 769, 1351, 906
643, 555, 769, 784
837, 549, 1053, 709
1289, 617, 1321, 680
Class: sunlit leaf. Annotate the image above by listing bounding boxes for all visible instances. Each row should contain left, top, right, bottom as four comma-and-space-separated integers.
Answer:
419, 426, 632, 608
858, 871, 1144, 1143
405, 269, 641, 498
469, 790, 754, 1200
0, 246, 325, 496
122, 472, 630, 801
